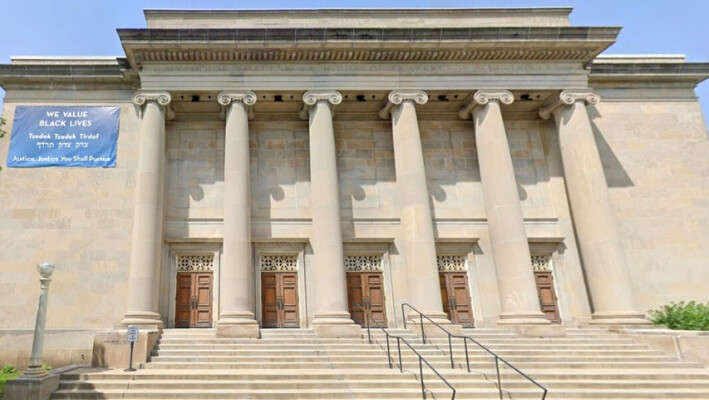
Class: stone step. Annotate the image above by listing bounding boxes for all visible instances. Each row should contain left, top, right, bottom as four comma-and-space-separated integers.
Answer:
57, 377, 709, 391
141, 360, 704, 370
49, 387, 709, 399
148, 354, 682, 363
59, 368, 709, 382
151, 348, 666, 358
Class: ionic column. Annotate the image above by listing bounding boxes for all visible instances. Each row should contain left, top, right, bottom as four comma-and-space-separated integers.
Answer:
459, 90, 549, 325
539, 90, 645, 324
300, 90, 360, 337
122, 91, 173, 327
216, 91, 259, 337
380, 90, 449, 325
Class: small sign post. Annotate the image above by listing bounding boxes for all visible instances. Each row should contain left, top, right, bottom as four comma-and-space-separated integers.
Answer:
125, 325, 139, 372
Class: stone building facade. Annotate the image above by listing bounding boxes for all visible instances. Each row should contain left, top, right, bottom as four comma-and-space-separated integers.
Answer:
1, 8, 708, 365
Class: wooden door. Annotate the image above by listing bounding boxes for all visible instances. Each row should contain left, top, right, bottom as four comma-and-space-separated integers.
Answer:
534, 271, 561, 323
439, 272, 474, 327
261, 272, 300, 328
347, 272, 387, 327
175, 272, 213, 328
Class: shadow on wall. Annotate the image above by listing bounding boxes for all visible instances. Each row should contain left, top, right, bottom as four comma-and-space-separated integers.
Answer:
587, 106, 634, 188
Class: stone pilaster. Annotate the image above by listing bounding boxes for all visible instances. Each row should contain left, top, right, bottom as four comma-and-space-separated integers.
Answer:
122, 91, 173, 328
380, 90, 451, 326
461, 90, 549, 326
540, 90, 646, 325
301, 90, 360, 337
216, 91, 260, 337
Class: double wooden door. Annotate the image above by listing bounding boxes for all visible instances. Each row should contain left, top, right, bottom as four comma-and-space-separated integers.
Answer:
261, 272, 299, 328
175, 272, 213, 328
534, 271, 561, 323
347, 272, 387, 327
439, 272, 474, 327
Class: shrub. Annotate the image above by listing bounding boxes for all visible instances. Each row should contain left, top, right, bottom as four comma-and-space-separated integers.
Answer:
1, 363, 16, 374
649, 301, 709, 331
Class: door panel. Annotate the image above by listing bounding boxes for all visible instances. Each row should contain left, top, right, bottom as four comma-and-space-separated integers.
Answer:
280, 273, 300, 328
439, 272, 474, 328
261, 272, 300, 328
534, 271, 561, 323
347, 273, 365, 325
175, 271, 213, 328
364, 273, 387, 326
261, 273, 279, 328
194, 273, 213, 328
347, 272, 387, 327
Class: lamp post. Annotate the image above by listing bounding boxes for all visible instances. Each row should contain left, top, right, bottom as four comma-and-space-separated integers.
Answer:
23, 262, 55, 377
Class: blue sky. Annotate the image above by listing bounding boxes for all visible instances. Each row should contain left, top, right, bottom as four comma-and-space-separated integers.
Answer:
0, 0, 707, 125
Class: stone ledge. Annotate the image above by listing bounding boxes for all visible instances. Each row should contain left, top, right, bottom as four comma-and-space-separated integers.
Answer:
618, 328, 709, 367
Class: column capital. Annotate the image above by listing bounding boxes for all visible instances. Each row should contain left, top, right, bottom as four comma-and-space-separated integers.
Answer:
299, 90, 342, 120
458, 90, 514, 120
539, 89, 600, 120
132, 90, 175, 120
218, 90, 257, 120
378, 90, 428, 120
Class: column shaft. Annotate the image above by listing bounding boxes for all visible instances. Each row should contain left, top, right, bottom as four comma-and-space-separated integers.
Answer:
548, 92, 644, 324
217, 91, 259, 337
123, 92, 170, 327
386, 90, 448, 323
468, 90, 548, 325
304, 91, 359, 337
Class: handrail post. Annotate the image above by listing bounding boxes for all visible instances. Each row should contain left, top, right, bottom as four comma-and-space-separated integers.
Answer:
420, 314, 425, 344
419, 356, 426, 399
366, 312, 371, 344
448, 334, 454, 369
397, 337, 403, 372
402, 304, 407, 329
464, 339, 470, 373
495, 356, 502, 400
386, 333, 392, 369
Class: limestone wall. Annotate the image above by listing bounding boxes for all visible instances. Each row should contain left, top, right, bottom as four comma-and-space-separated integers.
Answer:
0, 91, 138, 331
591, 94, 709, 312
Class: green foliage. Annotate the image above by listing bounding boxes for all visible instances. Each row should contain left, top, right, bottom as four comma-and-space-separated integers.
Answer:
1, 364, 15, 374
41, 363, 52, 372
649, 301, 709, 331
0, 363, 20, 397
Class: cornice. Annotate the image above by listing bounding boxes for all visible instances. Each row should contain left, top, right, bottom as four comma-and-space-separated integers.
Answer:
458, 90, 514, 119
0, 58, 135, 88
118, 27, 619, 69
298, 90, 342, 120
589, 61, 709, 86
378, 90, 428, 119
538, 90, 600, 120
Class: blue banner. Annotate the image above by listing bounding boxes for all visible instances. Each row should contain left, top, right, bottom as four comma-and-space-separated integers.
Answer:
6, 106, 120, 168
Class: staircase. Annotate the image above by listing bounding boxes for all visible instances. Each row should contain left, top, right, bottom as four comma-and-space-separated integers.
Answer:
50, 327, 709, 399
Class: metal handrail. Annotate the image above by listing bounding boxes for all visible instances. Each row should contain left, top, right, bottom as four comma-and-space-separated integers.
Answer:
352, 303, 456, 400
402, 303, 548, 400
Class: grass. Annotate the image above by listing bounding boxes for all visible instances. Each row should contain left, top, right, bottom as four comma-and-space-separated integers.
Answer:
0, 371, 21, 398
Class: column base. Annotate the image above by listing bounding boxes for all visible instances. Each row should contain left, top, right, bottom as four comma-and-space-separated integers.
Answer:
497, 311, 551, 326
406, 311, 463, 337
216, 312, 260, 338
589, 311, 649, 326
3, 371, 59, 400
312, 312, 361, 338
121, 311, 164, 329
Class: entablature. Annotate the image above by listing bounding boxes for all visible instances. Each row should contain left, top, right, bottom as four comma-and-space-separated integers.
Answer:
117, 26, 620, 70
